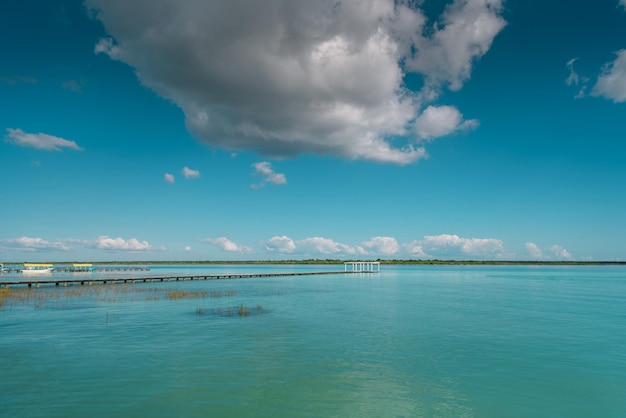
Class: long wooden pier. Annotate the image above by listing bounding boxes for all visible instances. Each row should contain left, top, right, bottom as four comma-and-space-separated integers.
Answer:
1, 270, 374, 288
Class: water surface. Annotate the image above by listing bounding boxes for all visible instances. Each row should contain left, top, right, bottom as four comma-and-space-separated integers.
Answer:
1, 265, 625, 417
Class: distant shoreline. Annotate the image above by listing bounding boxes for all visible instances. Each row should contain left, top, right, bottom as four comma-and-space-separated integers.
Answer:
3, 260, 626, 266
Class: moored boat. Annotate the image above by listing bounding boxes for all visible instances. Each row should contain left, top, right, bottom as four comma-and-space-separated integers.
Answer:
21, 263, 54, 274
69, 263, 95, 272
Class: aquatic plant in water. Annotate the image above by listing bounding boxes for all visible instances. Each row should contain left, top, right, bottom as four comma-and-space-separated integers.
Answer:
0, 284, 239, 310
195, 304, 268, 318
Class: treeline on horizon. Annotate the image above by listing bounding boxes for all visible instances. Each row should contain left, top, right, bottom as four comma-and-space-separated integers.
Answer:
6, 259, 626, 266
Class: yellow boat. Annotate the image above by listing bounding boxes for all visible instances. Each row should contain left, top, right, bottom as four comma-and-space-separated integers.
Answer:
70, 263, 95, 272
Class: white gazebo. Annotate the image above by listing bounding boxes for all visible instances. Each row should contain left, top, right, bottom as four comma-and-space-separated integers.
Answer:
344, 261, 380, 272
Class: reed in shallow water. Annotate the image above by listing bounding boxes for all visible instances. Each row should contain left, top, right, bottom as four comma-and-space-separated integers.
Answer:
195, 304, 268, 318
0, 288, 9, 307
167, 290, 208, 300
0, 284, 238, 310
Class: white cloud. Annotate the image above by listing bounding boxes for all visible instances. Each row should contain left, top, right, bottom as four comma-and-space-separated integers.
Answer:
414, 105, 479, 140
164, 173, 175, 184
404, 0, 506, 92
2, 76, 38, 85
525, 242, 543, 259
182, 166, 200, 179
184, 246, 192, 252
87, 0, 505, 165
62, 80, 83, 93
0, 236, 70, 252
94, 37, 122, 58
4, 128, 83, 151
591, 49, 626, 103
524, 242, 572, 260
265, 236, 296, 253
424, 234, 506, 257
296, 237, 355, 255
360, 236, 400, 256
203, 237, 250, 253
565, 58, 580, 86
565, 57, 590, 99
93, 236, 152, 251
549, 245, 573, 260
257, 233, 509, 258
406, 234, 507, 258
251, 162, 287, 188
403, 240, 428, 258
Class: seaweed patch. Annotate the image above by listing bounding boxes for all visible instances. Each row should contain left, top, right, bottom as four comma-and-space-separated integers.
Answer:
195, 304, 268, 318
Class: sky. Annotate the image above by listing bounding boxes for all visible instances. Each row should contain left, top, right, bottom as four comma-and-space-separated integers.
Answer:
1, 0, 626, 262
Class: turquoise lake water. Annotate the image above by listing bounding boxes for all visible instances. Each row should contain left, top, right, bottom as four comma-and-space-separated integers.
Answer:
1, 264, 625, 417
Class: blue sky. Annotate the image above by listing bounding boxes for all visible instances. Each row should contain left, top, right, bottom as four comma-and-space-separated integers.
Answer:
1, 0, 626, 262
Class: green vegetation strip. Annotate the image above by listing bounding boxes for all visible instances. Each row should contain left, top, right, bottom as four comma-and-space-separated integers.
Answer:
4, 260, 625, 265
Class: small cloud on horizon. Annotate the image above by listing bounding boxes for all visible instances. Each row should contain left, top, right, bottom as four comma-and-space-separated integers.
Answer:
549, 244, 573, 260
0, 236, 70, 252
361, 236, 400, 256
0, 236, 157, 254
262, 233, 510, 259
201, 237, 252, 253
296, 236, 356, 255
265, 236, 296, 253
89, 236, 153, 252
526, 242, 573, 260
525, 242, 543, 258
402, 234, 509, 259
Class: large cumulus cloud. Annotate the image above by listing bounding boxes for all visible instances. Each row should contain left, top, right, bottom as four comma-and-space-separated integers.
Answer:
88, 0, 504, 164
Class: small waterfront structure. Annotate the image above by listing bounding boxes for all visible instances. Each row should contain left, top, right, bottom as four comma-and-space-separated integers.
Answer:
344, 261, 380, 272
70, 263, 95, 272
21, 263, 54, 274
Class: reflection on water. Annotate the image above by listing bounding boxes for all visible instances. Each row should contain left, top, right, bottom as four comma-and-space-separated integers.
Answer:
20, 271, 52, 276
